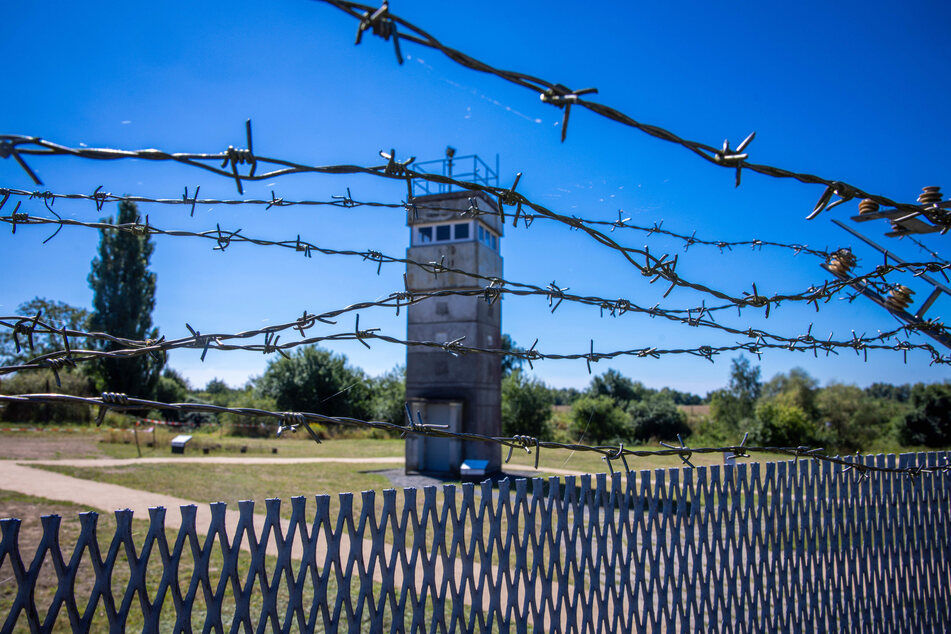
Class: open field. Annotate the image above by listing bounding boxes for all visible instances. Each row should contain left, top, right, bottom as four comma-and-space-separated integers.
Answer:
34, 461, 396, 520
0, 425, 404, 461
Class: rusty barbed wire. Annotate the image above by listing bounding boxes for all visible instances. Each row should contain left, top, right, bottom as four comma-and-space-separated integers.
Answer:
314, 0, 951, 232
2, 292, 947, 385
4, 200, 949, 321
6, 208, 951, 367
0, 392, 946, 479
8, 133, 948, 312
0, 186, 833, 259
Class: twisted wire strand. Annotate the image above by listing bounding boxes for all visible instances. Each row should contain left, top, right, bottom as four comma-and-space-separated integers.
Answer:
4, 203, 948, 318
2, 292, 945, 381
0, 186, 832, 259
314, 0, 951, 229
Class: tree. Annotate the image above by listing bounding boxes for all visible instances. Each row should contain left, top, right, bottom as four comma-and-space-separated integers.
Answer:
87, 201, 162, 398
589, 369, 649, 407
500, 334, 524, 377
154, 368, 191, 421
709, 356, 761, 428
657, 387, 703, 406
900, 383, 951, 447
761, 368, 819, 420
155, 367, 190, 403
865, 382, 911, 402
751, 400, 819, 447
549, 386, 582, 406
0, 297, 89, 366
256, 346, 372, 421
570, 395, 631, 444
205, 378, 231, 395
628, 394, 691, 442
816, 383, 890, 451
368, 364, 406, 424
502, 369, 554, 439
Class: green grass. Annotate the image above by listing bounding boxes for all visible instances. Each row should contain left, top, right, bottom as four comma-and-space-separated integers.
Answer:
96, 431, 405, 460
33, 462, 398, 519
505, 441, 790, 476
0, 423, 405, 461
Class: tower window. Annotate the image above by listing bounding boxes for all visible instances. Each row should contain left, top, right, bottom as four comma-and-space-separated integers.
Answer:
477, 222, 498, 250
412, 221, 476, 245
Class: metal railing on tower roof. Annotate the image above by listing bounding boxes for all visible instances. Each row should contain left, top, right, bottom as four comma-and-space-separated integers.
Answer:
410, 153, 499, 196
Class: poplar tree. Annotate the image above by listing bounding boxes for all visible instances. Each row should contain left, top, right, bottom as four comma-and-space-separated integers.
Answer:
87, 200, 163, 397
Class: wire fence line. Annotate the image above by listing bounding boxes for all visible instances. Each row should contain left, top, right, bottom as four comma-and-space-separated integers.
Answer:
2, 290, 947, 387
3, 211, 949, 376
5, 134, 949, 314
0, 186, 834, 259
4, 205, 949, 323
0, 392, 948, 480
315, 0, 951, 232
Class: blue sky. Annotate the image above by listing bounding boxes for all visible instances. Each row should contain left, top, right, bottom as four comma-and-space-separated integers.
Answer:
2, 0, 950, 394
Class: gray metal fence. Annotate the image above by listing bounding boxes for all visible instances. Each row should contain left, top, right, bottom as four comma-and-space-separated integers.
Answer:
2, 451, 949, 632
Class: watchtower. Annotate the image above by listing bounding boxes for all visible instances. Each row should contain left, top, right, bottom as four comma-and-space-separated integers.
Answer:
404, 152, 503, 476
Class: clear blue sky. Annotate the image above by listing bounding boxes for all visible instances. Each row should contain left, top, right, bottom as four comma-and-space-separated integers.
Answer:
2, 0, 950, 395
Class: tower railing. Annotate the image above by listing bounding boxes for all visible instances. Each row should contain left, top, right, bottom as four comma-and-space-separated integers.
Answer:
410, 154, 499, 196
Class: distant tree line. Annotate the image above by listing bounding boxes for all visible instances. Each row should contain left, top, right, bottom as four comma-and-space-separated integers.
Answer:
702, 356, 951, 451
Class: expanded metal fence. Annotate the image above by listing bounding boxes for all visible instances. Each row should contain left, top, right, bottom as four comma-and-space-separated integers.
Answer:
2, 451, 948, 633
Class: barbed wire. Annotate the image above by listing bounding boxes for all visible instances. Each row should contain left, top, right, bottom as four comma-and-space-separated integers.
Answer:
3, 289, 947, 385
0, 187, 833, 259
314, 0, 951, 232
5, 207, 948, 341
4, 195, 949, 321
905, 234, 950, 266
8, 134, 949, 313
0, 392, 946, 479
564, 210, 831, 258
6, 208, 951, 368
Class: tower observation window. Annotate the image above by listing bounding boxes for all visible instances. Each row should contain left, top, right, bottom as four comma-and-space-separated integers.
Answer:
413, 221, 478, 245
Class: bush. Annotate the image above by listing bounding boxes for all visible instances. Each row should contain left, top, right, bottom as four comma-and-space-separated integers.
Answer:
0, 369, 97, 423
220, 390, 280, 438
628, 395, 691, 442
368, 365, 405, 426
154, 368, 190, 421
570, 395, 630, 444
502, 369, 553, 439
256, 346, 372, 423
751, 399, 820, 447
815, 383, 891, 451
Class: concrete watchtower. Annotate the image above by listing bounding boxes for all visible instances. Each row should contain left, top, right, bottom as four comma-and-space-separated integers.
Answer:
404, 152, 503, 476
